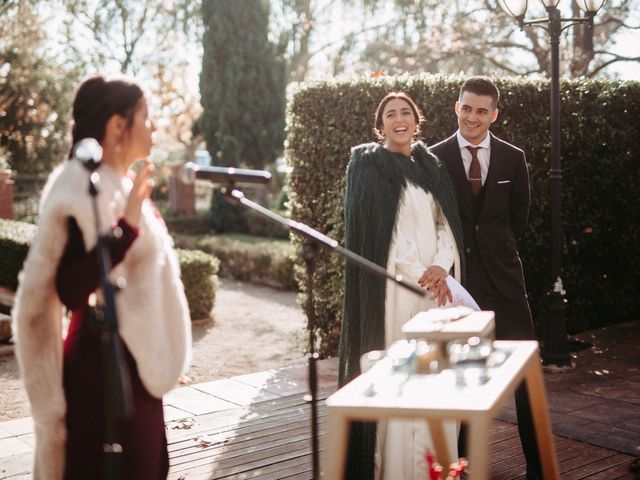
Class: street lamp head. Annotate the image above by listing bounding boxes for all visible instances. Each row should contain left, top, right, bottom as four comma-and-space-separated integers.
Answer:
498, 0, 528, 19
575, 0, 605, 14
539, 0, 561, 7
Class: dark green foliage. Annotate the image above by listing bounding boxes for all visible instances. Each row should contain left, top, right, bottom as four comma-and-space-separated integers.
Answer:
173, 233, 297, 291
275, 188, 288, 211
0, 219, 37, 290
286, 74, 640, 357
210, 189, 247, 233
175, 248, 220, 320
165, 214, 212, 235
208, 188, 290, 239
200, 0, 285, 169
241, 209, 290, 239
0, 219, 219, 321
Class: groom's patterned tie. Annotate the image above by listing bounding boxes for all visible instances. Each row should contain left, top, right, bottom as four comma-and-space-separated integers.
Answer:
466, 146, 482, 195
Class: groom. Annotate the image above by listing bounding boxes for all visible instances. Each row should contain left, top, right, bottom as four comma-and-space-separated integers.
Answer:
430, 76, 542, 479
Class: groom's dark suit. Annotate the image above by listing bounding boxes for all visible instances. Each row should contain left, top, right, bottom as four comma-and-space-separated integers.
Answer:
431, 132, 542, 479
431, 132, 534, 339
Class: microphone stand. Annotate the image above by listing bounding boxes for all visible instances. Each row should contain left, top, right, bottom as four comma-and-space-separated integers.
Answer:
220, 185, 424, 479
86, 169, 134, 480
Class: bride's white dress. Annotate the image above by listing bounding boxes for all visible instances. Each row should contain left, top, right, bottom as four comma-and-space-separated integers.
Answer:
376, 182, 461, 480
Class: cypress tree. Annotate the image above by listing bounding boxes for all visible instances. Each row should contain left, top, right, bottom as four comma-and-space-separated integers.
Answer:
200, 0, 285, 169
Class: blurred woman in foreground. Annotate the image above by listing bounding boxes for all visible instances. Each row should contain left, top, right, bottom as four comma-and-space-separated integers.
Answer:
13, 76, 192, 479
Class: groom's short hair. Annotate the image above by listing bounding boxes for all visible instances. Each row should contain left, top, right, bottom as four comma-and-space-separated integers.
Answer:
459, 76, 500, 109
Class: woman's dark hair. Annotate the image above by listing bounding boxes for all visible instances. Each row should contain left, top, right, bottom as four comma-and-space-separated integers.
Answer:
373, 91, 425, 142
68, 76, 143, 158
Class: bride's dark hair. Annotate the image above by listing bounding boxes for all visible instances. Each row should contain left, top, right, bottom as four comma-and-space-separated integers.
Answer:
373, 91, 425, 142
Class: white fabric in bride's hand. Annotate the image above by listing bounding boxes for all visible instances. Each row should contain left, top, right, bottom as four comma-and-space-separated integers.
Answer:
443, 275, 480, 311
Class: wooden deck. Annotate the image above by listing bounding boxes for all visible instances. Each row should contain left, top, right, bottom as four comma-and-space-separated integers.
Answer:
164, 377, 638, 480
0, 352, 640, 480
167, 387, 332, 479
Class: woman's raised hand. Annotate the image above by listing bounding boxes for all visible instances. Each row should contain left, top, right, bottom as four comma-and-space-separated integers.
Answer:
124, 161, 154, 228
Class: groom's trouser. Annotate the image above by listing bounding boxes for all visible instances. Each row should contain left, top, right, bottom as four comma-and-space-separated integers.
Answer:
458, 253, 543, 479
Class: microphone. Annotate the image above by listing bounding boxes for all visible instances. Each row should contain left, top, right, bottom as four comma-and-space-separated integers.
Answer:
73, 138, 103, 171
179, 162, 271, 186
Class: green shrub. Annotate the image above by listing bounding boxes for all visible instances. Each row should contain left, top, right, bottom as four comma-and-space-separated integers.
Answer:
210, 189, 247, 233
175, 248, 220, 320
165, 214, 212, 235
242, 209, 291, 239
0, 219, 219, 321
173, 233, 297, 291
208, 189, 290, 240
286, 74, 640, 357
0, 219, 36, 291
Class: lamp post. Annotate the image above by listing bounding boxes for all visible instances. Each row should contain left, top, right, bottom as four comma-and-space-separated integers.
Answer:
498, 0, 605, 370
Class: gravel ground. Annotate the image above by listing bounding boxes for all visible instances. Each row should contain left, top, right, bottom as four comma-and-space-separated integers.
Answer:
0, 278, 307, 422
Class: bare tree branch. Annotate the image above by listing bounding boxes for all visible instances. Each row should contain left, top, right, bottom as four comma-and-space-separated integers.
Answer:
587, 52, 640, 76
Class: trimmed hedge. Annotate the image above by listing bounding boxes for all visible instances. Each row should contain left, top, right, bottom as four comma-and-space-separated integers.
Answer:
0, 219, 219, 320
172, 232, 297, 291
175, 248, 220, 320
286, 74, 640, 357
0, 219, 36, 291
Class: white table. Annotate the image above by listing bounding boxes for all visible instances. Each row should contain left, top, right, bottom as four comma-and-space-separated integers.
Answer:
324, 341, 559, 480
402, 308, 495, 343
402, 309, 495, 371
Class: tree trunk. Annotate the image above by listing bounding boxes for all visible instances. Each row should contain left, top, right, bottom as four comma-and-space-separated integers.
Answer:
570, 2, 596, 76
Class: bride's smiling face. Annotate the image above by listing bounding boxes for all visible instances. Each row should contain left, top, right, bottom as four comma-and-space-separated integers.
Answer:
379, 98, 417, 152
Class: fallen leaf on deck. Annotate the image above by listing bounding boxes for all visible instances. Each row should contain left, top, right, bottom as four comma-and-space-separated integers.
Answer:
172, 418, 197, 430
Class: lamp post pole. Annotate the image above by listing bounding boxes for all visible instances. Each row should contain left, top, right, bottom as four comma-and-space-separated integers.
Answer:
549, 6, 562, 287
499, 0, 604, 370
544, 4, 573, 370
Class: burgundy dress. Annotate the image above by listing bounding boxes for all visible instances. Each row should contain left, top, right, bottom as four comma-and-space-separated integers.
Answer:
56, 217, 169, 479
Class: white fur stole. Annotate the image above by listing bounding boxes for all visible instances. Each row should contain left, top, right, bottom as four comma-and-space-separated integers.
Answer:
12, 160, 192, 479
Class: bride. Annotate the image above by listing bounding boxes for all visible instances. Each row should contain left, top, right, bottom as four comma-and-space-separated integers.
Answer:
339, 91, 464, 479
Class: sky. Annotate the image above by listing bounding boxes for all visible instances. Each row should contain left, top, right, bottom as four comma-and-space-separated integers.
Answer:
38, 0, 639, 125
179, 0, 640, 104
301, 0, 640, 82
606, 26, 640, 80
44, 0, 640, 102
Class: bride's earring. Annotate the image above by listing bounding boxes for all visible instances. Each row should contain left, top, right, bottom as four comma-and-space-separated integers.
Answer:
116, 133, 125, 154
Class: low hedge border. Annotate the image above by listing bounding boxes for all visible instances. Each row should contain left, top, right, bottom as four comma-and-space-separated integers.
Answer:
172, 232, 297, 291
0, 219, 219, 321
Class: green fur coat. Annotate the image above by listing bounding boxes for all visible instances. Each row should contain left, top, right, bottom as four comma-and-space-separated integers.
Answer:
338, 141, 463, 479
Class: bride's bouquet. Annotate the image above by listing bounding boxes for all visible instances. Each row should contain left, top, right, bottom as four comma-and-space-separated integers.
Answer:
426, 450, 469, 480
